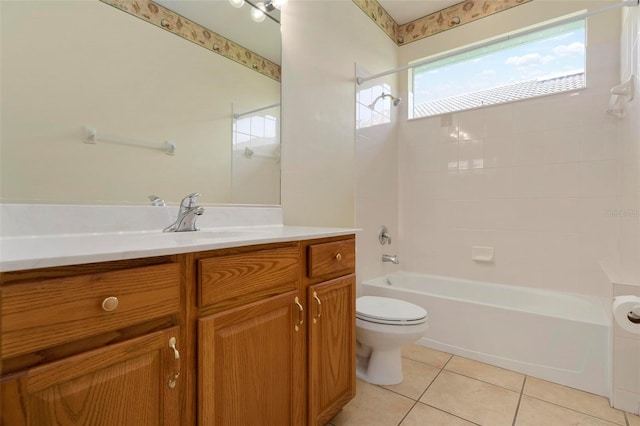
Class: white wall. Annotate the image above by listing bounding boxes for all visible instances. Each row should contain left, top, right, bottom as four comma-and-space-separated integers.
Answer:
397, 1, 623, 297
280, 0, 397, 229
1, 1, 279, 205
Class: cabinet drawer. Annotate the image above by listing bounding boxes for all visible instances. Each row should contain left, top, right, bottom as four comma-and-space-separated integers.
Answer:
1, 263, 180, 359
308, 239, 355, 279
198, 246, 300, 309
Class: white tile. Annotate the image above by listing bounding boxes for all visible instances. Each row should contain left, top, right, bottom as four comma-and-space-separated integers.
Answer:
509, 197, 579, 233
484, 106, 514, 139
484, 136, 513, 169
581, 129, 621, 162
576, 197, 620, 235
458, 139, 484, 171
579, 160, 620, 198
512, 164, 579, 198
458, 110, 485, 141
513, 131, 545, 166
422, 143, 459, 172
545, 127, 581, 164
481, 167, 515, 199
454, 169, 484, 200
512, 100, 546, 134
545, 94, 584, 130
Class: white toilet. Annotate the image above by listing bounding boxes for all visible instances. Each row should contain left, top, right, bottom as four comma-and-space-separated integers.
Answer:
355, 295, 428, 385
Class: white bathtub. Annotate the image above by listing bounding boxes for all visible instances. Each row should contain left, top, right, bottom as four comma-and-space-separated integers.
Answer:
362, 272, 611, 397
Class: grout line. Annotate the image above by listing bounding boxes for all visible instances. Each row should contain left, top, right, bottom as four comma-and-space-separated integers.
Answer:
401, 354, 453, 370
624, 411, 629, 426
396, 365, 447, 426
421, 402, 483, 426
396, 400, 419, 425
526, 394, 627, 425
441, 369, 524, 394
512, 376, 527, 426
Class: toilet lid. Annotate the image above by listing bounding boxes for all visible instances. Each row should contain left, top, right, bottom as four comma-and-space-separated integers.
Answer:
356, 296, 427, 325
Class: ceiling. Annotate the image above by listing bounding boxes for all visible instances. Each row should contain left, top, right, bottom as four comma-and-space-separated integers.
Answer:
378, 0, 461, 25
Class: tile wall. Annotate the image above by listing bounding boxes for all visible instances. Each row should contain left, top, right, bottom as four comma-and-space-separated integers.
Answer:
618, 4, 640, 284
397, 7, 623, 297
355, 78, 400, 282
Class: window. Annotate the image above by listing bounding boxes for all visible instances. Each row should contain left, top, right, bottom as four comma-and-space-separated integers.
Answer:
233, 113, 278, 147
410, 19, 586, 119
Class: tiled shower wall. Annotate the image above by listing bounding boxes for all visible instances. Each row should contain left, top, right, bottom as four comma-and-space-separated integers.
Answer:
397, 9, 623, 297
618, 5, 640, 285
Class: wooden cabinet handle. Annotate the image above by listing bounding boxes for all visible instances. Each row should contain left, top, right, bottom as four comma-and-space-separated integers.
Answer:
294, 297, 304, 331
335, 253, 342, 262
312, 291, 322, 324
101, 296, 119, 312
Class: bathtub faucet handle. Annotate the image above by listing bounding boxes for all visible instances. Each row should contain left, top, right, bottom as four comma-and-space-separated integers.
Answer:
379, 226, 392, 245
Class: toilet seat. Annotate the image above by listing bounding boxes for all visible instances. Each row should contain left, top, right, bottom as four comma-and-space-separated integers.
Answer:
356, 296, 427, 326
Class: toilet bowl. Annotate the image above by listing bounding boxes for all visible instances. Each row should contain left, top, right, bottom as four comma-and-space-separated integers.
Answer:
355, 295, 428, 385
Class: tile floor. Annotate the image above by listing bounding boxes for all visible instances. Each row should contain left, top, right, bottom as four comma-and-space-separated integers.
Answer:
329, 345, 640, 426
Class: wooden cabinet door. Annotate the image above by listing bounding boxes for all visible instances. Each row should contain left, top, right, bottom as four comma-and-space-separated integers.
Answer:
0, 327, 182, 426
198, 290, 304, 426
308, 275, 356, 426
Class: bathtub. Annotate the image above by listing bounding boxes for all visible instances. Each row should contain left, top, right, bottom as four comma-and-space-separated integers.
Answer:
362, 272, 611, 397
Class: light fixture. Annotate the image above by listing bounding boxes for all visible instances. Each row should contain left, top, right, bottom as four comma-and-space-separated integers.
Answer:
270, 0, 286, 9
228, 0, 245, 8
250, 1, 266, 22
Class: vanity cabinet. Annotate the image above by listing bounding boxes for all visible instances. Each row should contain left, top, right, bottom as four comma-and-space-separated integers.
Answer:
0, 235, 356, 426
0, 260, 185, 426
305, 239, 356, 426
195, 243, 304, 426
1, 327, 182, 426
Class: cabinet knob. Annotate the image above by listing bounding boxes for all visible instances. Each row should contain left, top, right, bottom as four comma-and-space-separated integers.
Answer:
101, 296, 119, 312
335, 253, 342, 262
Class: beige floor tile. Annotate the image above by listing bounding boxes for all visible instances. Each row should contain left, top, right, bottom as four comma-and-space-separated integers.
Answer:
444, 356, 524, 392
515, 396, 620, 426
401, 344, 452, 368
420, 370, 519, 426
382, 358, 440, 400
400, 402, 477, 426
523, 377, 626, 425
331, 380, 414, 426
628, 412, 640, 426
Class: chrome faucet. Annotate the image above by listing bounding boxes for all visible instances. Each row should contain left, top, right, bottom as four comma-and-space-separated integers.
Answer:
163, 193, 204, 232
382, 254, 399, 264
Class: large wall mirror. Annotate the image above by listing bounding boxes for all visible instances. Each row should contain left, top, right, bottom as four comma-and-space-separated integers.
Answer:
0, 0, 281, 206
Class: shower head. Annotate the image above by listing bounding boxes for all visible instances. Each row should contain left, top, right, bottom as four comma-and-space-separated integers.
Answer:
369, 92, 402, 109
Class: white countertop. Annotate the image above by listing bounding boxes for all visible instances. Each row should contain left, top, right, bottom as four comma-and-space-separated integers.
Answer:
0, 204, 357, 272
0, 225, 357, 272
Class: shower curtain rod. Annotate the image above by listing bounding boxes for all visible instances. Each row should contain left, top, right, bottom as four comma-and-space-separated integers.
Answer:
233, 103, 280, 119
356, 0, 639, 85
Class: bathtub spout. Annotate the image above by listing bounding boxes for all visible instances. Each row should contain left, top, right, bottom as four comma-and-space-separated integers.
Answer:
382, 254, 399, 264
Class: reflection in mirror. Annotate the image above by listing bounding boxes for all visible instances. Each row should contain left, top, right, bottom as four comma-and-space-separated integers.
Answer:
232, 104, 280, 204
0, 0, 281, 206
